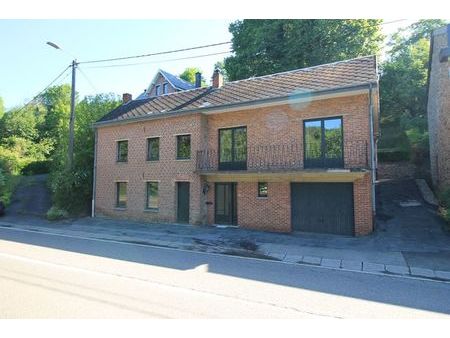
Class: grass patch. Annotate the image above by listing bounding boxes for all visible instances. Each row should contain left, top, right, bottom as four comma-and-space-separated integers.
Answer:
46, 206, 69, 221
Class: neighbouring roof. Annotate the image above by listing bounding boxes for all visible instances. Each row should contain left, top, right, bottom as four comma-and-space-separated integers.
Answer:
159, 70, 196, 91
97, 55, 378, 125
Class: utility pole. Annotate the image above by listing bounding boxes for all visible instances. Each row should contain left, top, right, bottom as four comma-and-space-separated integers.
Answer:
67, 59, 77, 171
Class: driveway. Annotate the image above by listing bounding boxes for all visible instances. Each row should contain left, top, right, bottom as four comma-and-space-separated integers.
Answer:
0, 178, 449, 279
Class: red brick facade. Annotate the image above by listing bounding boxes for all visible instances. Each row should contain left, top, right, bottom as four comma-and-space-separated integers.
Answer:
95, 92, 375, 236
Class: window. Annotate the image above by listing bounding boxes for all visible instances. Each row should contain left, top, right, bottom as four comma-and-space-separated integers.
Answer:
147, 137, 160, 161
162, 83, 168, 94
146, 182, 159, 210
155, 85, 160, 96
304, 117, 343, 168
258, 182, 268, 198
219, 127, 247, 170
116, 182, 127, 208
176, 134, 191, 159
117, 140, 128, 162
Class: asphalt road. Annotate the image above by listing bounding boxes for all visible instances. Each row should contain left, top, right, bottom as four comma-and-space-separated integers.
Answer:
0, 226, 449, 318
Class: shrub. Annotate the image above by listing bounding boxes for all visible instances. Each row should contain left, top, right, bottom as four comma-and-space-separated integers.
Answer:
21, 160, 51, 176
46, 206, 69, 221
49, 168, 92, 215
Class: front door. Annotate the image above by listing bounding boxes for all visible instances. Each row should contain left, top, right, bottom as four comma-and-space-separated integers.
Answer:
177, 182, 190, 223
215, 183, 237, 225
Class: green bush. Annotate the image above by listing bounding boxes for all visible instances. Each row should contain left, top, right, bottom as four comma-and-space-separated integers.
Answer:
377, 148, 411, 162
46, 206, 69, 221
21, 160, 51, 176
49, 168, 92, 215
0, 171, 22, 206
0, 146, 30, 174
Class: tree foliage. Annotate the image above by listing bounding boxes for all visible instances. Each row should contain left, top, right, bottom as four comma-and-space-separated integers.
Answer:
179, 67, 206, 86
224, 19, 384, 81
49, 93, 120, 214
379, 19, 448, 163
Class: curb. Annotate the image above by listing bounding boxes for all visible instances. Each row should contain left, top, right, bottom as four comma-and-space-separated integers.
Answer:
1, 221, 450, 284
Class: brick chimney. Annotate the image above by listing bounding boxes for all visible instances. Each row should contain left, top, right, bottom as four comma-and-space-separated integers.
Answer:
122, 93, 132, 104
195, 72, 202, 88
212, 69, 223, 88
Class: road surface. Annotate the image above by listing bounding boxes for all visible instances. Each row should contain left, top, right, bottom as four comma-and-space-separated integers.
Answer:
0, 226, 449, 318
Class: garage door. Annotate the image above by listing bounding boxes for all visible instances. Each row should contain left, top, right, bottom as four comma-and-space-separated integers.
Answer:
291, 183, 354, 236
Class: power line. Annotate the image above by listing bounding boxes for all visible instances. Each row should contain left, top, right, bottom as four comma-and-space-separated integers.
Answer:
77, 65, 98, 92
14, 65, 71, 113
84, 50, 233, 69
78, 41, 231, 65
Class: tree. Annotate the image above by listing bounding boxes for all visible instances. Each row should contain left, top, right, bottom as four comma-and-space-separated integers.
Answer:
379, 19, 448, 163
0, 106, 38, 140
49, 93, 120, 214
224, 19, 384, 81
179, 67, 206, 86
0, 97, 4, 120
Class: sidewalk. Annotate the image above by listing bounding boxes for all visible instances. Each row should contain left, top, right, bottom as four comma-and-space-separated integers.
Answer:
1, 211, 450, 282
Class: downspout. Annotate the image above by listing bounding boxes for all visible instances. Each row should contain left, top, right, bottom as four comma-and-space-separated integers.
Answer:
368, 83, 376, 215
91, 128, 98, 218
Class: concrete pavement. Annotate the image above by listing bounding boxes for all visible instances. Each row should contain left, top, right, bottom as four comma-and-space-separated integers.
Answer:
1, 226, 450, 318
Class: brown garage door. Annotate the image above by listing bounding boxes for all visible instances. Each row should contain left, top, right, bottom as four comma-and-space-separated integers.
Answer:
291, 183, 354, 236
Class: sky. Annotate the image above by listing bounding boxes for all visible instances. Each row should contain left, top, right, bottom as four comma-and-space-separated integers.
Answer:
0, 19, 414, 110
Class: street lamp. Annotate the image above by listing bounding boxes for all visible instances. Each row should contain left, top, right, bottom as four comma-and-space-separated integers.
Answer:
47, 41, 77, 171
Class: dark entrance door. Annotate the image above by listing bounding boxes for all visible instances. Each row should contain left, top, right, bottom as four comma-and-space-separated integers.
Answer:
215, 183, 237, 225
177, 182, 190, 223
291, 182, 354, 236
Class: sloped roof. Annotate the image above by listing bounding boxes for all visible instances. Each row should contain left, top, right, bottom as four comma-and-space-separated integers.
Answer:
97, 56, 377, 125
159, 70, 196, 90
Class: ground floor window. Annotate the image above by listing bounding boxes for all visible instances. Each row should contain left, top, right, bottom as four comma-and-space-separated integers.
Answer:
116, 182, 127, 208
146, 181, 159, 210
258, 182, 268, 197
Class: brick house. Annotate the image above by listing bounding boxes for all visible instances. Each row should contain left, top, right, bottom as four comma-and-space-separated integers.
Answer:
427, 24, 450, 190
93, 56, 379, 236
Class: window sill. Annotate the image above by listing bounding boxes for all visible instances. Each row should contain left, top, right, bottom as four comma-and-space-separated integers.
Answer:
144, 208, 159, 213
256, 197, 268, 200
146, 159, 160, 163
176, 158, 191, 161
116, 161, 128, 164
114, 207, 127, 211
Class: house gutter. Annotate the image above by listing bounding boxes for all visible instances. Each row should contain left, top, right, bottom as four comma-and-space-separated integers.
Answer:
91, 128, 98, 218
368, 83, 376, 216
93, 82, 378, 129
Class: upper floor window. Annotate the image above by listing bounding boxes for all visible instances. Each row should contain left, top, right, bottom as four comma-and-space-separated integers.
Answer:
117, 140, 128, 162
155, 85, 160, 96
116, 182, 127, 208
147, 137, 160, 161
304, 116, 343, 168
176, 134, 191, 160
162, 83, 169, 94
219, 126, 247, 170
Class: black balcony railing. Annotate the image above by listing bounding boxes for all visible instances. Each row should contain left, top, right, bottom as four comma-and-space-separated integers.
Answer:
196, 140, 369, 172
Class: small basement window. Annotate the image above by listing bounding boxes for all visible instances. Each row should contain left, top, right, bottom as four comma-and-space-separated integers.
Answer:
258, 182, 268, 198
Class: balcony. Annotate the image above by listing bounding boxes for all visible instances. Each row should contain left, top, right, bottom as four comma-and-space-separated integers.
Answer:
196, 140, 369, 173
